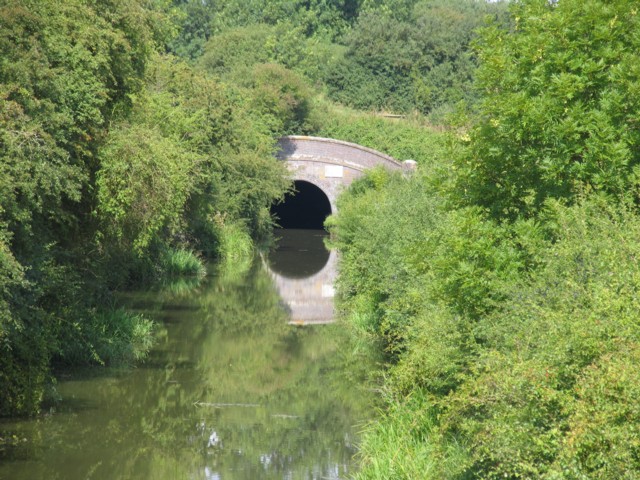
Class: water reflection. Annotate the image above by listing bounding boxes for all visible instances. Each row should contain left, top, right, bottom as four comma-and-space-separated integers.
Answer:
0, 231, 374, 480
266, 229, 337, 325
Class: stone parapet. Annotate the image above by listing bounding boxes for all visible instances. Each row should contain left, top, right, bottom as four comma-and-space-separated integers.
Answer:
277, 136, 402, 171
276, 136, 405, 212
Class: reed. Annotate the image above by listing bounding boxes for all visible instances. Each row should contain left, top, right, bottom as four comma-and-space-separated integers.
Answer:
161, 248, 206, 277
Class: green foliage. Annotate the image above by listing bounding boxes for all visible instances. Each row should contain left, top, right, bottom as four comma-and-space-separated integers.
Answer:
167, 0, 215, 59
96, 54, 289, 260
432, 198, 640, 478
329, 168, 445, 352
326, 12, 415, 112
313, 102, 447, 165
325, 0, 509, 116
0, 333, 49, 417
172, 0, 358, 53
329, 163, 526, 371
0, 1, 290, 417
57, 309, 155, 366
410, 206, 523, 321
209, 218, 254, 282
0, 229, 24, 334
198, 23, 343, 86
159, 248, 206, 277
355, 390, 466, 480
188, 0, 506, 121
322, 1, 640, 478
0, 0, 169, 417
198, 24, 275, 78
244, 63, 313, 135
334, 147, 640, 479
0, 0, 160, 241
457, 0, 640, 219
97, 123, 197, 253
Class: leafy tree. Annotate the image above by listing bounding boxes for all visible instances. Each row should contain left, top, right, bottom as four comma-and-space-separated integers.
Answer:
169, 0, 360, 60
244, 63, 313, 135
96, 123, 198, 254
0, 0, 290, 416
326, 12, 418, 112
457, 0, 640, 219
325, 0, 508, 115
198, 24, 275, 78
168, 0, 216, 59
96, 54, 290, 261
0, 0, 168, 416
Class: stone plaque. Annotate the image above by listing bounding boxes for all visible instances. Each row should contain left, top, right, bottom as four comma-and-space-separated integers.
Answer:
325, 165, 343, 178
322, 284, 335, 298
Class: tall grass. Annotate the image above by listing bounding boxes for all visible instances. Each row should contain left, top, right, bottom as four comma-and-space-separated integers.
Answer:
58, 309, 155, 366
217, 221, 253, 274
355, 390, 469, 480
160, 248, 206, 277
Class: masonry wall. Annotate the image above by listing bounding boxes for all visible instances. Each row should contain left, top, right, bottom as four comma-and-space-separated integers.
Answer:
276, 136, 403, 211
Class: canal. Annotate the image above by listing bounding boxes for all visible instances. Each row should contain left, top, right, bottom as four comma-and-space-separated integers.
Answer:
0, 229, 376, 479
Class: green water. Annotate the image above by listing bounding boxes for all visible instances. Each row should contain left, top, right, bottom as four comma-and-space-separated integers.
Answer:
0, 230, 376, 479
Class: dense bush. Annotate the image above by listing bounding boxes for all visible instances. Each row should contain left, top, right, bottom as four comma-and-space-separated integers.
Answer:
0, 0, 168, 416
333, 171, 640, 479
0, 1, 291, 416
198, 23, 343, 87
170, 0, 358, 61
178, 0, 508, 119
440, 198, 640, 478
328, 1, 640, 478
96, 55, 290, 263
325, 0, 509, 116
456, 0, 640, 219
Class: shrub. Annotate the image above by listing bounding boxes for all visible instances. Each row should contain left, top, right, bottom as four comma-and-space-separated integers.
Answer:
160, 248, 206, 277
441, 197, 640, 478
457, 0, 640, 218
58, 309, 155, 366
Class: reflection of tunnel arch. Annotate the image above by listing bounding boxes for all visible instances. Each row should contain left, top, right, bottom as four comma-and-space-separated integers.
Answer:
271, 180, 332, 229
268, 229, 330, 279
264, 240, 338, 325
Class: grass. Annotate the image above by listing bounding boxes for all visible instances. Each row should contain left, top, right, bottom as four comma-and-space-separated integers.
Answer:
310, 99, 448, 165
160, 248, 206, 277
58, 309, 155, 366
218, 221, 253, 269
355, 390, 469, 480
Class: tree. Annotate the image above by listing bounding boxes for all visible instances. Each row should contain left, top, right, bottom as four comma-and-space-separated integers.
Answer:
456, 0, 640, 219
325, 0, 508, 115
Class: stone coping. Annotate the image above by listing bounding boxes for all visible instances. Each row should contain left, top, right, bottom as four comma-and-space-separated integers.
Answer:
277, 135, 403, 170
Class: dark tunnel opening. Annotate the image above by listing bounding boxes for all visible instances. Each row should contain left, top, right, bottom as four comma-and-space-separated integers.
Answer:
271, 180, 332, 229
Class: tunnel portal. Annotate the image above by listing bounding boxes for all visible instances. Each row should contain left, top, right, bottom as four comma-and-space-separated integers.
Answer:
271, 180, 332, 229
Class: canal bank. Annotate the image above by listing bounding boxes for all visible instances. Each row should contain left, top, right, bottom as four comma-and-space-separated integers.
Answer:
0, 230, 377, 479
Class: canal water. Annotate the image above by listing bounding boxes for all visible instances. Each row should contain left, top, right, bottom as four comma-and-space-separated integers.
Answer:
0, 230, 376, 479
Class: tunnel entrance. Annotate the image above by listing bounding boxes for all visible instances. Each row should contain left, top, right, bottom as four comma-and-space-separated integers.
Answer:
271, 180, 332, 229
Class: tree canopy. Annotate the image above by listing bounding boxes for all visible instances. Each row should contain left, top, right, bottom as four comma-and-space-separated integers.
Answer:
0, 0, 291, 416
457, 0, 640, 218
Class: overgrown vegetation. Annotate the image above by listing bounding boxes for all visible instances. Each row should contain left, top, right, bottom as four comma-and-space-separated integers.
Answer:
175, 0, 508, 120
5, 0, 640, 477
313, 103, 447, 163
326, 0, 640, 478
159, 249, 206, 277
325, 0, 509, 117
0, 0, 293, 416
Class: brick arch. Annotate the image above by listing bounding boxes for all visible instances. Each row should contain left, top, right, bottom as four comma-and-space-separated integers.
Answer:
276, 136, 406, 211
